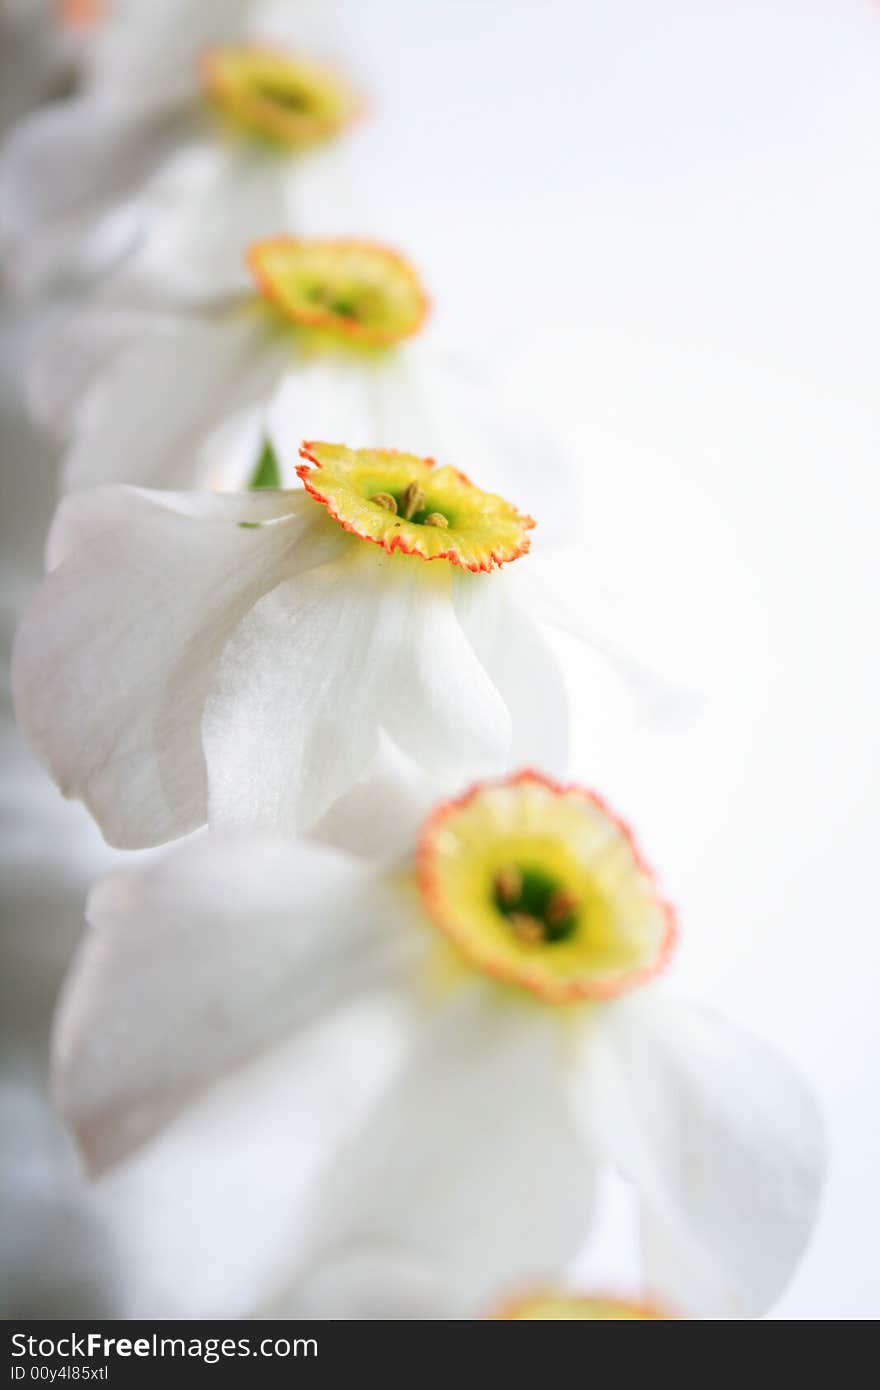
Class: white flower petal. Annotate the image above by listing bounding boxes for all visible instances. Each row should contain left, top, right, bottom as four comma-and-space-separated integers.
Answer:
53, 832, 419, 1173
568, 995, 826, 1318
261, 1243, 458, 1321
0, 2, 76, 137
0, 100, 178, 294
453, 567, 570, 776
310, 732, 446, 862
371, 345, 577, 541
512, 541, 703, 726
85, 0, 253, 116
25, 305, 171, 442
13, 486, 326, 848
379, 570, 512, 783
0, 1079, 117, 1318
267, 352, 388, 462
0, 100, 146, 239
205, 544, 511, 835
100, 986, 414, 1318
62, 317, 288, 492
115, 142, 297, 307
269, 985, 596, 1317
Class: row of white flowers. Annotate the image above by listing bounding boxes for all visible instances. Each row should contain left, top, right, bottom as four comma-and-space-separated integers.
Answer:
3, 0, 824, 1320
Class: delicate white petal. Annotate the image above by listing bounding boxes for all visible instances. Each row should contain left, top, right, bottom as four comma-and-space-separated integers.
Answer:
205, 544, 510, 835
261, 1244, 457, 1321
568, 995, 826, 1318
371, 345, 577, 541
53, 832, 421, 1172
249, 0, 360, 67
276, 134, 361, 239
85, 0, 253, 115
453, 567, 570, 776
266, 985, 596, 1318
62, 317, 289, 492
0, 1079, 117, 1318
0, 2, 75, 137
311, 732, 447, 862
510, 541, 704, 726
0, 100, 179, 294
13, 486, 329, 847
267, 351, 389, 464
100, 986, 414, 1318
115, 141, 298, 307
379, 569, 512, 781
24, 305, 172, 442
0, 100, 153, 238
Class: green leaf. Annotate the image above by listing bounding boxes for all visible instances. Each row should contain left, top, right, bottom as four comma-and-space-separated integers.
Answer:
248, 438, 281, 490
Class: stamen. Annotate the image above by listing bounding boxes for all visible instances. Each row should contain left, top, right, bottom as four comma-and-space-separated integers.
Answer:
507, 912, 546, 945
544, 888, 579, 926
372, 492, 398, 513
494, 865, 523, 908
400, 482, 425, 521
423, 512, 449, 528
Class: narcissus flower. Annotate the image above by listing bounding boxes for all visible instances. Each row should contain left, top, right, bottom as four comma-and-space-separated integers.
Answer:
489, 1291, 668, 1321
0, 0, 359, 296
56, 0, 102, 27
259, 1236, 677, 1320
12, 444, 582, 847
52, 771, 824, 1319
28, 236, 570, 533
0, 3, 90, 135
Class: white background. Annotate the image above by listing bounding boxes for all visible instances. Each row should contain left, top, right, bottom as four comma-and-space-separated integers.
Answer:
2, 0, 879, 1319
340, 0, 880, 1318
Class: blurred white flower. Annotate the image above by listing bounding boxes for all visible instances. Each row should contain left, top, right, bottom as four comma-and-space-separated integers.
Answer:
0, 0, 359, 296
484, 1289, 668, 1320
0, 1, 90, 136
27, 237, 573, 535
0, 1077, 120, 1318
11, 441, 595, 847
52, 770, 825, 1319
266, 1247, 673, 1319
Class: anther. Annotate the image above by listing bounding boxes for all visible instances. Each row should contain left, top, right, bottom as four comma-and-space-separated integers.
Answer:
400, 482, 425, 520
372, 492, 398, 513
545, 888, 578, 926
508, 912, 546, 945
494, 865, 523, 908
423, 512, 449, 528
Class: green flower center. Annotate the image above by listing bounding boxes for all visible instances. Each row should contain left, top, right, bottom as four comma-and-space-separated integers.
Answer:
493, 864, 579, 945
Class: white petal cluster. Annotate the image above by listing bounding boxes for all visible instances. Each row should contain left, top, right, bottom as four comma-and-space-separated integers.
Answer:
0, 0, 828, 1324
0, 0, 356, 298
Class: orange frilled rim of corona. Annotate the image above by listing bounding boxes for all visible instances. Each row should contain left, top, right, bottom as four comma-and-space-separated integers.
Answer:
488, 1289, 672, 1320
248, 238, 428, 346
57, 0, 102, 25
199, 45, 358, 151
297, 442, 535, 573
416, 770, 677, 1006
